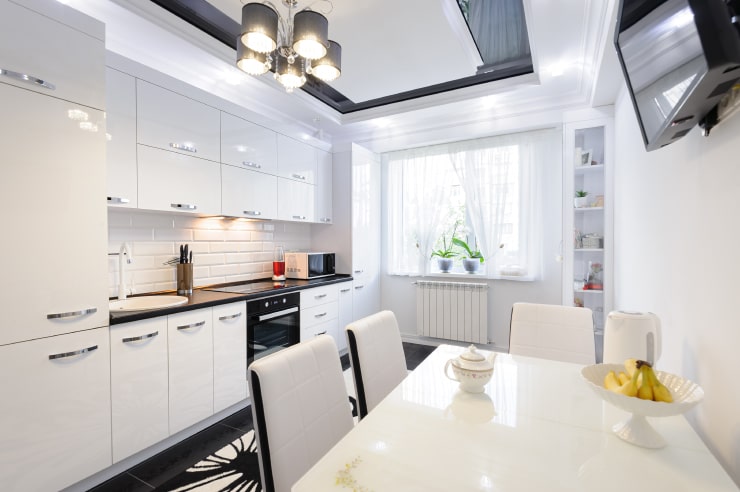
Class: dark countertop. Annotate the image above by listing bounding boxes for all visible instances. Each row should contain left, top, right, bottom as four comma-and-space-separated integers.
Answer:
109, 274, 353, 325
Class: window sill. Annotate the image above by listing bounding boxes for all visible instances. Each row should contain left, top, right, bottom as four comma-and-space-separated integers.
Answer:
393, 272, 535, 282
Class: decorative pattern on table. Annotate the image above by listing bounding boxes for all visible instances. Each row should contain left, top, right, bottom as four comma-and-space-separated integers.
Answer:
335, 456, 373, 492
163, 430, 262, 491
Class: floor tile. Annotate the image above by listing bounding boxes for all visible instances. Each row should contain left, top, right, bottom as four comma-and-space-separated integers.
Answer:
87, 472, 153, 492
218, 406, 254, 433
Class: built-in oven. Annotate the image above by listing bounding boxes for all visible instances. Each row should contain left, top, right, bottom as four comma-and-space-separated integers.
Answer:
247, 292, 300, 366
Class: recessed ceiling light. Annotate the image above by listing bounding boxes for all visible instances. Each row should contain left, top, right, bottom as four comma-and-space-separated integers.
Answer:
549, 63, 566, 77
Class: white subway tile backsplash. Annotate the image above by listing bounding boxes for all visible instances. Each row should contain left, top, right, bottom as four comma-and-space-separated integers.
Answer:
107, 210, 314, 295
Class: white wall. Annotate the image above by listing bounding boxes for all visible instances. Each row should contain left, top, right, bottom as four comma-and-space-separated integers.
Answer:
614, 92, 740, 484
379, 133, 564, 350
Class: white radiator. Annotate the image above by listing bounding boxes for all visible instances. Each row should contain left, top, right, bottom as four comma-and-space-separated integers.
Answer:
415, 281, 488, 343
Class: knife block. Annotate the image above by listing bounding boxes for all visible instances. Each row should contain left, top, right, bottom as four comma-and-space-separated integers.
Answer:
177, 263, 193, 295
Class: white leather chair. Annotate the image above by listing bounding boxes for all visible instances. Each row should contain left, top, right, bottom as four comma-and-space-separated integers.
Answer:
248, 335, 354, 492
509, 302, 596, 364
345, 310, 408, 419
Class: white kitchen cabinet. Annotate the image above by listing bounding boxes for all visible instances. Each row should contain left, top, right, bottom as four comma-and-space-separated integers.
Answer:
138, 144, 221, 215
221, 164, 278, 220
315, 149, 333, 224
137, 79, 220, 162
168, 308, 214, 435
277, 134, 317, 184
277, 177, 315, 222
336, 282, 353, 352
106, 67, 137, 208
221, 112, 278, 175
110, 317, 169, 463
300, 285, 340, 345
563, 116, 614, 362
0, 328, 111, 491
0, 84, 108, 346
213, 302, 248, 412
0, 0, 105, 110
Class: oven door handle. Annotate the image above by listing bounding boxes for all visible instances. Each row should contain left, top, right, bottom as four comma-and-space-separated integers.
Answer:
257, 306, 299, 322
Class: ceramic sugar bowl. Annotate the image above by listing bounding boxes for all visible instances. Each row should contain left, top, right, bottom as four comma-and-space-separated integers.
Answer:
444, 345, 496, 393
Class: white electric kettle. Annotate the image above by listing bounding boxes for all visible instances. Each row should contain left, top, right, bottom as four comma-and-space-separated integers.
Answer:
603, 311, 662, 365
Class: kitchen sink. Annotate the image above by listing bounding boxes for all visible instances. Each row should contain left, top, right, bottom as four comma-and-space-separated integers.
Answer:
109, 295, 189, 312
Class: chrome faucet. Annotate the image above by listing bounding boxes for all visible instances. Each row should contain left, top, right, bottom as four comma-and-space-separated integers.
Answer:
108, 243, 133, 300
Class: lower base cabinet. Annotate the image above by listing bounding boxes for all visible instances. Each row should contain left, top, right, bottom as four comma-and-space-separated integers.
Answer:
213, 302, 248, 412
110, 317, 169, 463
168, 308, 214, 435
300, 285, 340, 346
0, 327, 111, 492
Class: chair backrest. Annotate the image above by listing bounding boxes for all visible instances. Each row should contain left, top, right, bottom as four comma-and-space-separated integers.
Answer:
345, 310, 407, 419
509, 302, 595, 364
248, 335, 354, 492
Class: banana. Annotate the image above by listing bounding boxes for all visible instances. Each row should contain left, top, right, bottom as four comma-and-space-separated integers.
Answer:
624, 358, 639, 377
604, 370, 621, 391
636, 365, 654, 400
642, 363, 674, 403
611, 365, 640, 397
617, 371, 629, 385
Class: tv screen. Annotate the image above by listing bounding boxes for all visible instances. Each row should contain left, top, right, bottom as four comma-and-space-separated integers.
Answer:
615, 0, 740, 151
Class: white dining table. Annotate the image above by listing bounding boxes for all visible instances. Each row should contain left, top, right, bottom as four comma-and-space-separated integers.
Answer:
292, 344, 738, 492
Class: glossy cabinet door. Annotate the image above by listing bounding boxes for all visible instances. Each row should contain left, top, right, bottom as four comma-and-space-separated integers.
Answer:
168, 308, 214, 435
316, 149, 333, 224
0, 84, 108, 346
221, 112, 278, 174
106, 67, 137, 208
137, 79, 220, 162
0, 328, 111, 491
277, 177, 315, 222
221, 164, 278, 220
0, 0, 105, 110
138, 145, 221, 215
110, 317, 169, 463
213, 302, 248, 412
277, 134, 317, 184
300, 285, 339, 345
336, 283, 353, 352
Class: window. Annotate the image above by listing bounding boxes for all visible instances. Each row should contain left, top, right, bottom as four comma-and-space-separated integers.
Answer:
385, 129, 559, 278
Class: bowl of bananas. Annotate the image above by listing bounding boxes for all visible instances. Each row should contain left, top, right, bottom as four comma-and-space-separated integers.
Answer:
581, 359, 704, 448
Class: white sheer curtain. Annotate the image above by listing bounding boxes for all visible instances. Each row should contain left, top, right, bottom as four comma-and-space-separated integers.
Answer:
386, 148, 454, 275
468, 0, 530, 65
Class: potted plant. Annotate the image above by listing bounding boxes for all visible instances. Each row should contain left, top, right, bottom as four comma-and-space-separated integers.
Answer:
430, 225, 459, 272
575, 190, 589, 208
452, 237, 485, 273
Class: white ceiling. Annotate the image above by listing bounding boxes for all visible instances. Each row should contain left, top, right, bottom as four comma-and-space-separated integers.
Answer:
65, 0, 624, 152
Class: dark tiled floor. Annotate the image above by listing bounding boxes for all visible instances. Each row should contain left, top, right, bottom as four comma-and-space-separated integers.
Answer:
89, 342, 436, 492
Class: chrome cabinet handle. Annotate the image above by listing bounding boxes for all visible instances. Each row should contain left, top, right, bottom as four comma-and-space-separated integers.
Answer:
122, 331, 159, 343
319, 217, 331, 223
218, 312, 243, 321
47, 307, 97, 320
242, 161, 261, 169
292, 173, 306, 180
340, 288, 350, 293
107, 196, 130, 204
49, 345, 97, 360
354, 270, 363, 274
314, 293, 327, 299
258, 306, 298, 322
171, 203, 197, 210
315, 330, 327, 336
177, 320, 205, 331
169, 143, 197, 153
0, 68, 55, 90
292, 215, 306, 220
315, 312, 327, 318
354, 285, 364, 290
244, 210, 262, 216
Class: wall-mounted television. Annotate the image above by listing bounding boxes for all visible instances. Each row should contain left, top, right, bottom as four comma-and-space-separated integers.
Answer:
614, 0, 740, 151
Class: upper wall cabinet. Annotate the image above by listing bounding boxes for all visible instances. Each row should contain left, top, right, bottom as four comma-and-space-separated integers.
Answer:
222, 164, 278, 220
105, 67, 137, 208
0, 0, 105, 110
316, 150, 333, 224
277, 134, 317, 184
137, 80, 220, 162
221, 112, 278, 175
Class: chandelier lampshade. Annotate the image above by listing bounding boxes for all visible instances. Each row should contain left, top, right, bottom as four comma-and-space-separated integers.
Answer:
236, 39, 270, 75
292, 10, 329, 60
310, 40, 341, 81
240, 3, 278, 54
275, 53, 306, 92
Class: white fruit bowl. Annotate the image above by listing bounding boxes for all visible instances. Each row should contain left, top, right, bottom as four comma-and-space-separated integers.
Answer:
581, 363, 704, 448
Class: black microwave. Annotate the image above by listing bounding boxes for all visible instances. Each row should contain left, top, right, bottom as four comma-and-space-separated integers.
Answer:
284, 252, 336, 279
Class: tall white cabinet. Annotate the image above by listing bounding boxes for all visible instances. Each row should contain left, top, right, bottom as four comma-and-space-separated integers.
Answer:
563, 115, 614, 362
0, 1, 110, 489
312, 143, 381, 323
